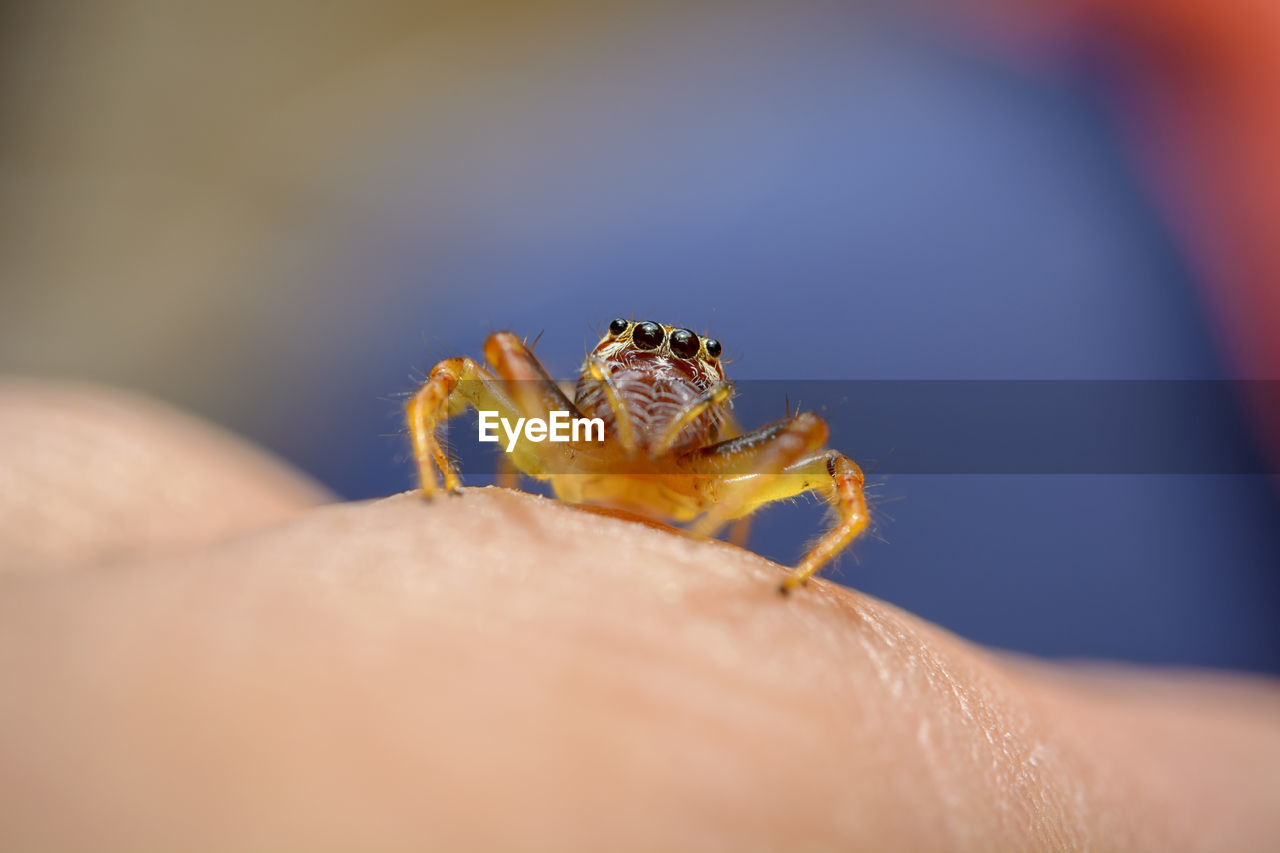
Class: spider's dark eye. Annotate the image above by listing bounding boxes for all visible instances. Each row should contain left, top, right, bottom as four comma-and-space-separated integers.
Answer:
704, 338, 722, 359
669, 328, 699, 359
608, 317, 628, 336
632, 321, 664, 350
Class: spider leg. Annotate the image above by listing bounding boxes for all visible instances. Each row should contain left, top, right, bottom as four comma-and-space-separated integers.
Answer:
484, 331, 581, 418
773, 450, 868, 593
689, 413, 830, 537
407, 358, 505, 496
496, 454, 521, 491
647, 381, 734, 458
585, 354, 638, 455
728, 517, 754, 549
689, 413, 868, 592
682, 406, 750, 545
407, 332, 574, 498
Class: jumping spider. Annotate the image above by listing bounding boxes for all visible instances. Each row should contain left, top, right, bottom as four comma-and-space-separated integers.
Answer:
407, 319, 869, 592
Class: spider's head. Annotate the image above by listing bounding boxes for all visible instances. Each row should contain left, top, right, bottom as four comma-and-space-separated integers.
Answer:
591, 318, 725, 382
576, 318, 729, 453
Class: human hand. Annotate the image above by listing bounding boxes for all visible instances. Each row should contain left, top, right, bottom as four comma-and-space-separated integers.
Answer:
2, 380, 1278, 851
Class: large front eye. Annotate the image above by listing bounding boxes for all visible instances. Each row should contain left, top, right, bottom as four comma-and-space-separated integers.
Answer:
632, 321, 664, 350
608, 317, 628, 336
669, 328, 699, 359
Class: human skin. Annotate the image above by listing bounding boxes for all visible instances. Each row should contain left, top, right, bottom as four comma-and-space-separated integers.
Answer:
1, 381, 1279, 851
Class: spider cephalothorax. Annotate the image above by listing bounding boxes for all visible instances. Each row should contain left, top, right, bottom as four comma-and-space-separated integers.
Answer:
574, 320, 728, 456
407, 318, 868, 592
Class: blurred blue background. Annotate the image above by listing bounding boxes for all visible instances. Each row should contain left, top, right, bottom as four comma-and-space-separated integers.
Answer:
3, 2, 1277, 671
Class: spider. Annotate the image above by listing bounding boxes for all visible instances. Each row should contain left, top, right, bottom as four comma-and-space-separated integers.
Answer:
406, 319, 869, 592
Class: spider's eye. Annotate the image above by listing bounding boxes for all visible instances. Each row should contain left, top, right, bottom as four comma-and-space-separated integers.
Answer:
669, 328, 699, 359
704, 338, 722, 359
608, 317, 629, 336
632, 321, 664, 350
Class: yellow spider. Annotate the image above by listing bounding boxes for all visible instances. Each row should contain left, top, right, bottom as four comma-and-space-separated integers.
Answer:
407, 319, 869, 592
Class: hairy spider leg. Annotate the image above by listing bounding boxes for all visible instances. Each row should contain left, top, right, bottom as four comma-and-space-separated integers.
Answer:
716, 408, 754, 548
709, 409, 748, 555
484, 331, 581, 421
486, 331, 586, 492
408, 336, 575, 497
773, 450, 867, 592
408, 358, 499, 496
689, 413, 869, 592
690, 413, 830, 536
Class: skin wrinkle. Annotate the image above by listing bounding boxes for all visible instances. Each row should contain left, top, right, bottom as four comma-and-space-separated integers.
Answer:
1014, 661, 1280, 851
874, 610, 1086, 848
